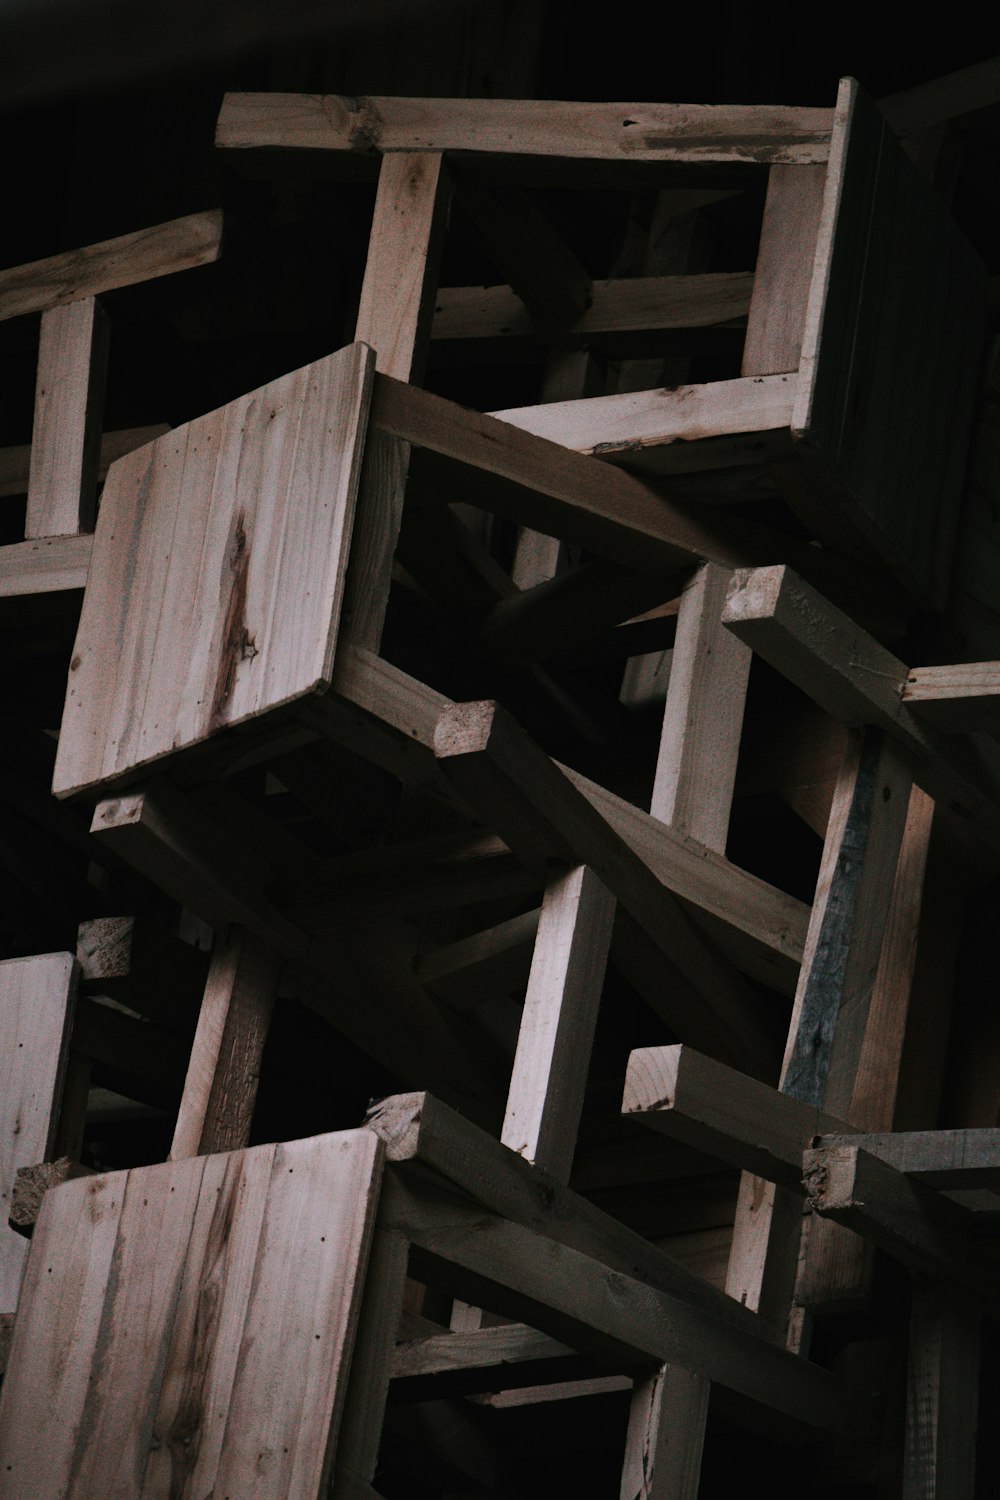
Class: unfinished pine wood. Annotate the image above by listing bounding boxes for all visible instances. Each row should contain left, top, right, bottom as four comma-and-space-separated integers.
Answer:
0, 210, 223, 322
650, 562, 751, 849
216, 93, 833, 163
26, 296, 110, 538
433, 698, 776, 1075
433, 271, 753, 345
902, 662, 1000, 732
491, 373, 796, 477
0, 423, 169, 498
0, 953, 78, 1312
501, 865, 614, 1181
170, 925, 283, 1159
53, 340, 374, 797
813, 1130, 1000, 1190
9, 1156, 95, 1233
0, 533, 92, 595
0, 1129, 383, 1498
786, 78, 988, 605
903, 1282, 980, 1500
742, 164, 826, 376
621, 1365, 710, 1500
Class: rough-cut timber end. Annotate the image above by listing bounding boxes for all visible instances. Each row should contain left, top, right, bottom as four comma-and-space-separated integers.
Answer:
90, 792, 147, 835
363, 1091, 428, 1160
433, 699, 501, 761
802, 1144, 860, 1213
10, 1158, 96, 1235
721, 564, 788, 628
621, 1044, 681, 1117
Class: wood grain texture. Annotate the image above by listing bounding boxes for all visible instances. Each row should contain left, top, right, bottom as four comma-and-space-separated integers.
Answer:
789, 79, 988, 605
0, 210, 223, 322
902, 662, 1000, 732
0, 1129, 383, 1498
216, 93, 833, 164
0, 423, 169, 499
501, 865, 614, 1181
0, 533, 92, 595
54, 341, 374, 797
26, 296, 110, 538
621, 1365, 709, 1500
742, 164, 826, 376
0, 953, 78, 1311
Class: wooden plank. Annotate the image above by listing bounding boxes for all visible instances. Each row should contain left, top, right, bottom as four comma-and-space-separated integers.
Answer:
903, 1282, 980, 1500
902, 662, 1000, 732
382, 1172, 844, 1435
0, 953, 78, 1311
455, 179, 592, 327
53, 341, 374, 796
0, 210, 223, 322
416, 908, 540, 1010
621, 1365, 709, 1500
0, 533, 92, 595
623, 1044, 850, 1187
0, 424, 169, 499
334, 1228, 409, 1495
802, 1145, 994, 1298
880, 57, 1000, 135
392, 1322, 578, 1381
355, 152, 448, 382
650, 562, 751, 850
169, 925, 283, 1159
742, 164, 826, 375
432, 272, 754, 344
433, 698, 777, 1075
789, 79, 987, 605
501, 865, 615, 1181
722, 565, 1000, 849
26, 296, 110, 538
491, 373, 796, 475
216, 93, 833, 164
813, 1130, 1000, 1190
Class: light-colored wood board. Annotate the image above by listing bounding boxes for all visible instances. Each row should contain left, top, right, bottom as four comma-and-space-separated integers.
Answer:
392, 1322, 577, 1380
216, 93, 833, 163
0, 1171, 126, 1497
623, 1044, 849, 1187
170, 925, 282, 1160
53, 341, 374, 796
433, 698, 776, 1075
0, 210, 223, 322
903, 1281, 980, 1500
355, 151, 449, 382
501, 865, 615, 1181
212, 1130, 384, 1499
0, 952, 78, 1311
491, 373, 796, 470
432, 271, 753, 343
791, 79, 987, 605
650, 562, 751, 849
621, 1365, 709, 1500
0, 423, 169, 499
742, 164, 826, 375
813, 1129, 1000, 1190
0, 533, 92, 595
903, 662, 1000, 733
26, 296, 110, 537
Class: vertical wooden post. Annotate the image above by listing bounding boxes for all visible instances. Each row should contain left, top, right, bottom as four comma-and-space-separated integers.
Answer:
903, 1281, 980, 1500
26, 296, 110, 538
501, 864, 615, 1182
620, 1365, 710, 1500
742, 165, 827, 377
169, 926, 282, 1160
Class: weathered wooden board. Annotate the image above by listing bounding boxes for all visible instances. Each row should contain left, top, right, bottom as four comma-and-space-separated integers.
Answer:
53, 341, 375, 797
0, 953, 77, 1312
787, 79, 988, 605
216, 93, 833, 164
0, 1128, 383, 1498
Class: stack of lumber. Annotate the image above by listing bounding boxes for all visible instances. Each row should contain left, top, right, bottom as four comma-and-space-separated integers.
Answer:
2, 52, 1000, 1499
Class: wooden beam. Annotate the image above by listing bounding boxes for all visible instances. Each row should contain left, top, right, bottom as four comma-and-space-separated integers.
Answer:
0, 534, 92, 595
216, 93, 833, 164
742, 165, 826, 376
623, 1044, 850, 1187
722, 564, 1000, 849
621, 1366, 709, 1500
432, 698, 776, 1075
501, 865, 614, 1181
26, 297, 110, 538
903, 1281, 980, 1500
0, 210, 223, 322
455, 180, 592, 328
813, 1130, 1000, 1191
416, 909, 539, 1009
0, 424, 168, 499
169, 926, 283, 1159
902, 663, 1000, 733
432, 272, 753, 344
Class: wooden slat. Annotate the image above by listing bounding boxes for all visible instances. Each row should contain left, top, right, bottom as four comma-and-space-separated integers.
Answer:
0, 953, 78, 1311
0, 1129, 383, 1498
501, 865, 615, 1181
455, 179, 592, 327
903, 1282, 980, 1500
0, 533, 92, 595
0, 210, 223, 322
902, 662, 1000, 732
0, 423, 169, 499
433, 698, 777, 1075
216, 93, 833, 164
26, 296, 110, 538
650, 562, 750, 849
432, 271, 753, 344
416, 908, 540, 1009
812, 1130, 1000, 1190
334, 1228, 409, 1496
742, 164, 826, 376
53, 340, 374, 797
169, 925, 283, 1159
621, 1365, 709, 1500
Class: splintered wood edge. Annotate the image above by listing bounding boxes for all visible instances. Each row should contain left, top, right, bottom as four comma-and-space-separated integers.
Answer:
801, 1144, 859, 1210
